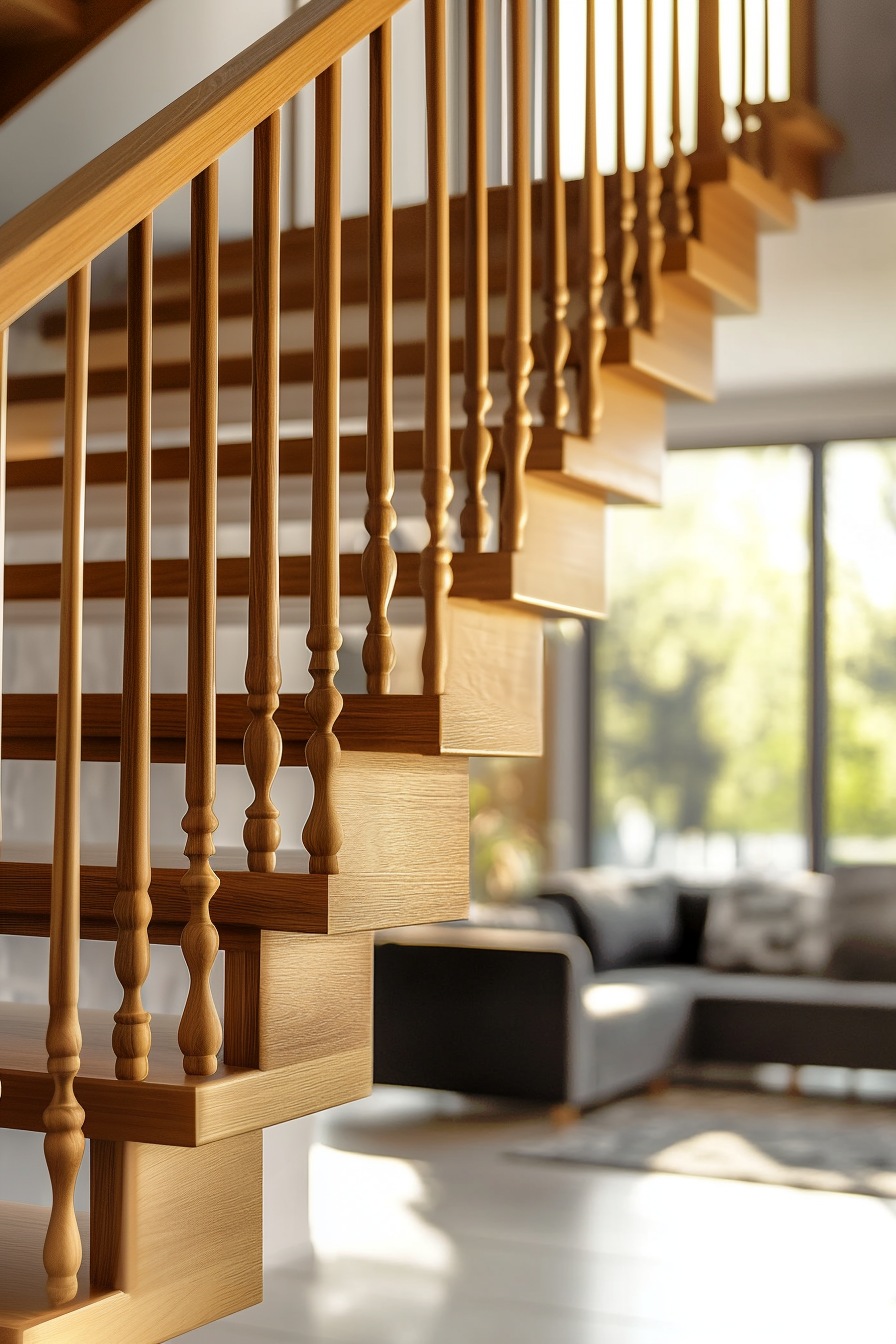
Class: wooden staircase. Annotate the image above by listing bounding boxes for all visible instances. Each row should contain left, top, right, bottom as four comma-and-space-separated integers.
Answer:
0, 0, 837, 1338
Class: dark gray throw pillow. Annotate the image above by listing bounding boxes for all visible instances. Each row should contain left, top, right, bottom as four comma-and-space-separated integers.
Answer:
538, 869, 679, 972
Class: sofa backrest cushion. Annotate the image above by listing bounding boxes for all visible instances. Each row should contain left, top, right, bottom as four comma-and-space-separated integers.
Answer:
466, 899, 579, 936
701, 871, 832, 975
826, 865, 896, 982
537, 869, 680, 972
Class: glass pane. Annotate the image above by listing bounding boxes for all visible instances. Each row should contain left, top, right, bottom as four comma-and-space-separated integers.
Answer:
593, 446, 809, 876
827, 440, 896, 864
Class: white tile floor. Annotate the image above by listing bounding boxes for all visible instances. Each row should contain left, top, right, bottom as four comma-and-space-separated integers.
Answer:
183, 1088, 896, 1344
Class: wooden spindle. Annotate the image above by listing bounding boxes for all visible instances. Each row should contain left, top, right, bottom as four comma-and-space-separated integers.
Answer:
539, 0, 571, 430
499, 0, 534, 553
789, 0, 814, 103
112, 218, 153, 1082
607, 0, 639, 329
302, 64, 345, 872
697, 0, 726, 156
179, 164, 223, 1077
459, 0, 493, 550
244, 113, 283, 872
759, 0, 777, 177
577, 0, 608, 439
420, 0, 453, 692
635, 0, 665, 332
362, 23, 398, 692
737, 0, 761, 167
661, 0, 694, 240
44, 265, 89, 1307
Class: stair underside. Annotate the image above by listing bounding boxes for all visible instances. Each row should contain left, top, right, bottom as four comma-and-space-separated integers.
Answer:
0, 1004, 368, 1146
0, 1205, 123, 1344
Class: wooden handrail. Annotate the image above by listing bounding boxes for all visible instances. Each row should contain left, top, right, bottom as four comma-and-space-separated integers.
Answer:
0, 0, 411, 332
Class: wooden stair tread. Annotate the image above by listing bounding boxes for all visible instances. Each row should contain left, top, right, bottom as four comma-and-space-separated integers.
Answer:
6, 421, 662, 506
0, 1204, 121, 1338
1, 691, 450, 762
4, 543, 605, 615
689, 151, 797, 231
0, 1003, 369, 1146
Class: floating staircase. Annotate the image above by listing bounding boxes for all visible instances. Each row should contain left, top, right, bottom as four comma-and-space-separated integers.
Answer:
0, 0, 838, 1338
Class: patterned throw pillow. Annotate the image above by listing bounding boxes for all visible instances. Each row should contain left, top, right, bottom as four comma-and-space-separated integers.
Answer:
701, 871, 833, 975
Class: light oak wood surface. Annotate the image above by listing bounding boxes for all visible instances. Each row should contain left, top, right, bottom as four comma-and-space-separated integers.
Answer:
538, 0, 570, 434
112, 216, 154, 1085
242, 113, 284, 876
44, 265, 90, 1307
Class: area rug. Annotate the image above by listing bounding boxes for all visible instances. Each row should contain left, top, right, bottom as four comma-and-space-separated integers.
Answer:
509, 1088, 896, 1197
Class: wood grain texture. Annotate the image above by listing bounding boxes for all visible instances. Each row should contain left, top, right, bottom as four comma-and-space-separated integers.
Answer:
538, 0, 570, 432
737, 0, 763, 171
225, 931, 372, 1072
458, 0, 493, 552
362, 23, 398, 693
453, 476, 607, 621
660, 0, 694, 241
576, 0, 607, 439
420, 0, 453, 695
44, 265, 89, 1308
180, 164, 223, 1078
83, 1134, 263, 1340
0, 1205, 122, 1341
243, 112, 283, 874
498, 0, 534, 553
606, 0, 639, 331
0, 1004, 371, 1147
440, 599, 543, 758
696, 0, 726, 156
634, 0, 665, 334
0, 0, 408, 330
303, 64, 345, 875
112, 218, 153, 1083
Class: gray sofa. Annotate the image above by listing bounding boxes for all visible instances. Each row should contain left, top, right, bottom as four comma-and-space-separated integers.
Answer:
373, 868, 896, 1107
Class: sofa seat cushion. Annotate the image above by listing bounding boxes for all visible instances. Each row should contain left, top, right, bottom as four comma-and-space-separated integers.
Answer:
576, 973, 693, 1105
826, 865, 896, 982
539, 869, 679, 972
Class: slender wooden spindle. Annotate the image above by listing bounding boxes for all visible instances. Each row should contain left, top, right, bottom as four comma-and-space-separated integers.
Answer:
179, 164, 223, 1077
362, 24, 398, 691
607, 0, 639, 329
661, 0, 694, 240
244, 113, 283, 872
789, 0, 813, 103
302, 64, 345, 871
577, 0, 608, 439
44, 266, 89, 1306
737, 0, 763, 167
759, 0, 777, 177
112, 218, 153, 1082
635, 0, 665, 332
420, 0, 453, 692
539, 0, 571, 430
499, 0, 534, 553
459, 0, 493, 550
697, 0, 726, 156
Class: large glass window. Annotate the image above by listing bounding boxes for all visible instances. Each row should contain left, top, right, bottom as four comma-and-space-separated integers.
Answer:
592, 446, 810, 875
827, 440, 896, 864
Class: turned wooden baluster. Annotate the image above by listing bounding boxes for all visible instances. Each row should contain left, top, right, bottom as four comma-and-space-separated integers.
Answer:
302, 64, 344, 871
420, 0, 453, 693
179, 164, 223, 1076
607, 0, 639, 330
459, 0, 493, 549
577, 0, 608, 439
244, 112, 283, 872
697, 0, 727, 157
635, 0, 665, 332
737, 0, 762, 167
759, 0, 777, 177
539, 0, 571, 430
362, 23, 398, 692
661, 0, 694, 240
499, 0, 534, 553
112, 218, 153, 1082
44, 266, 89, 1306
